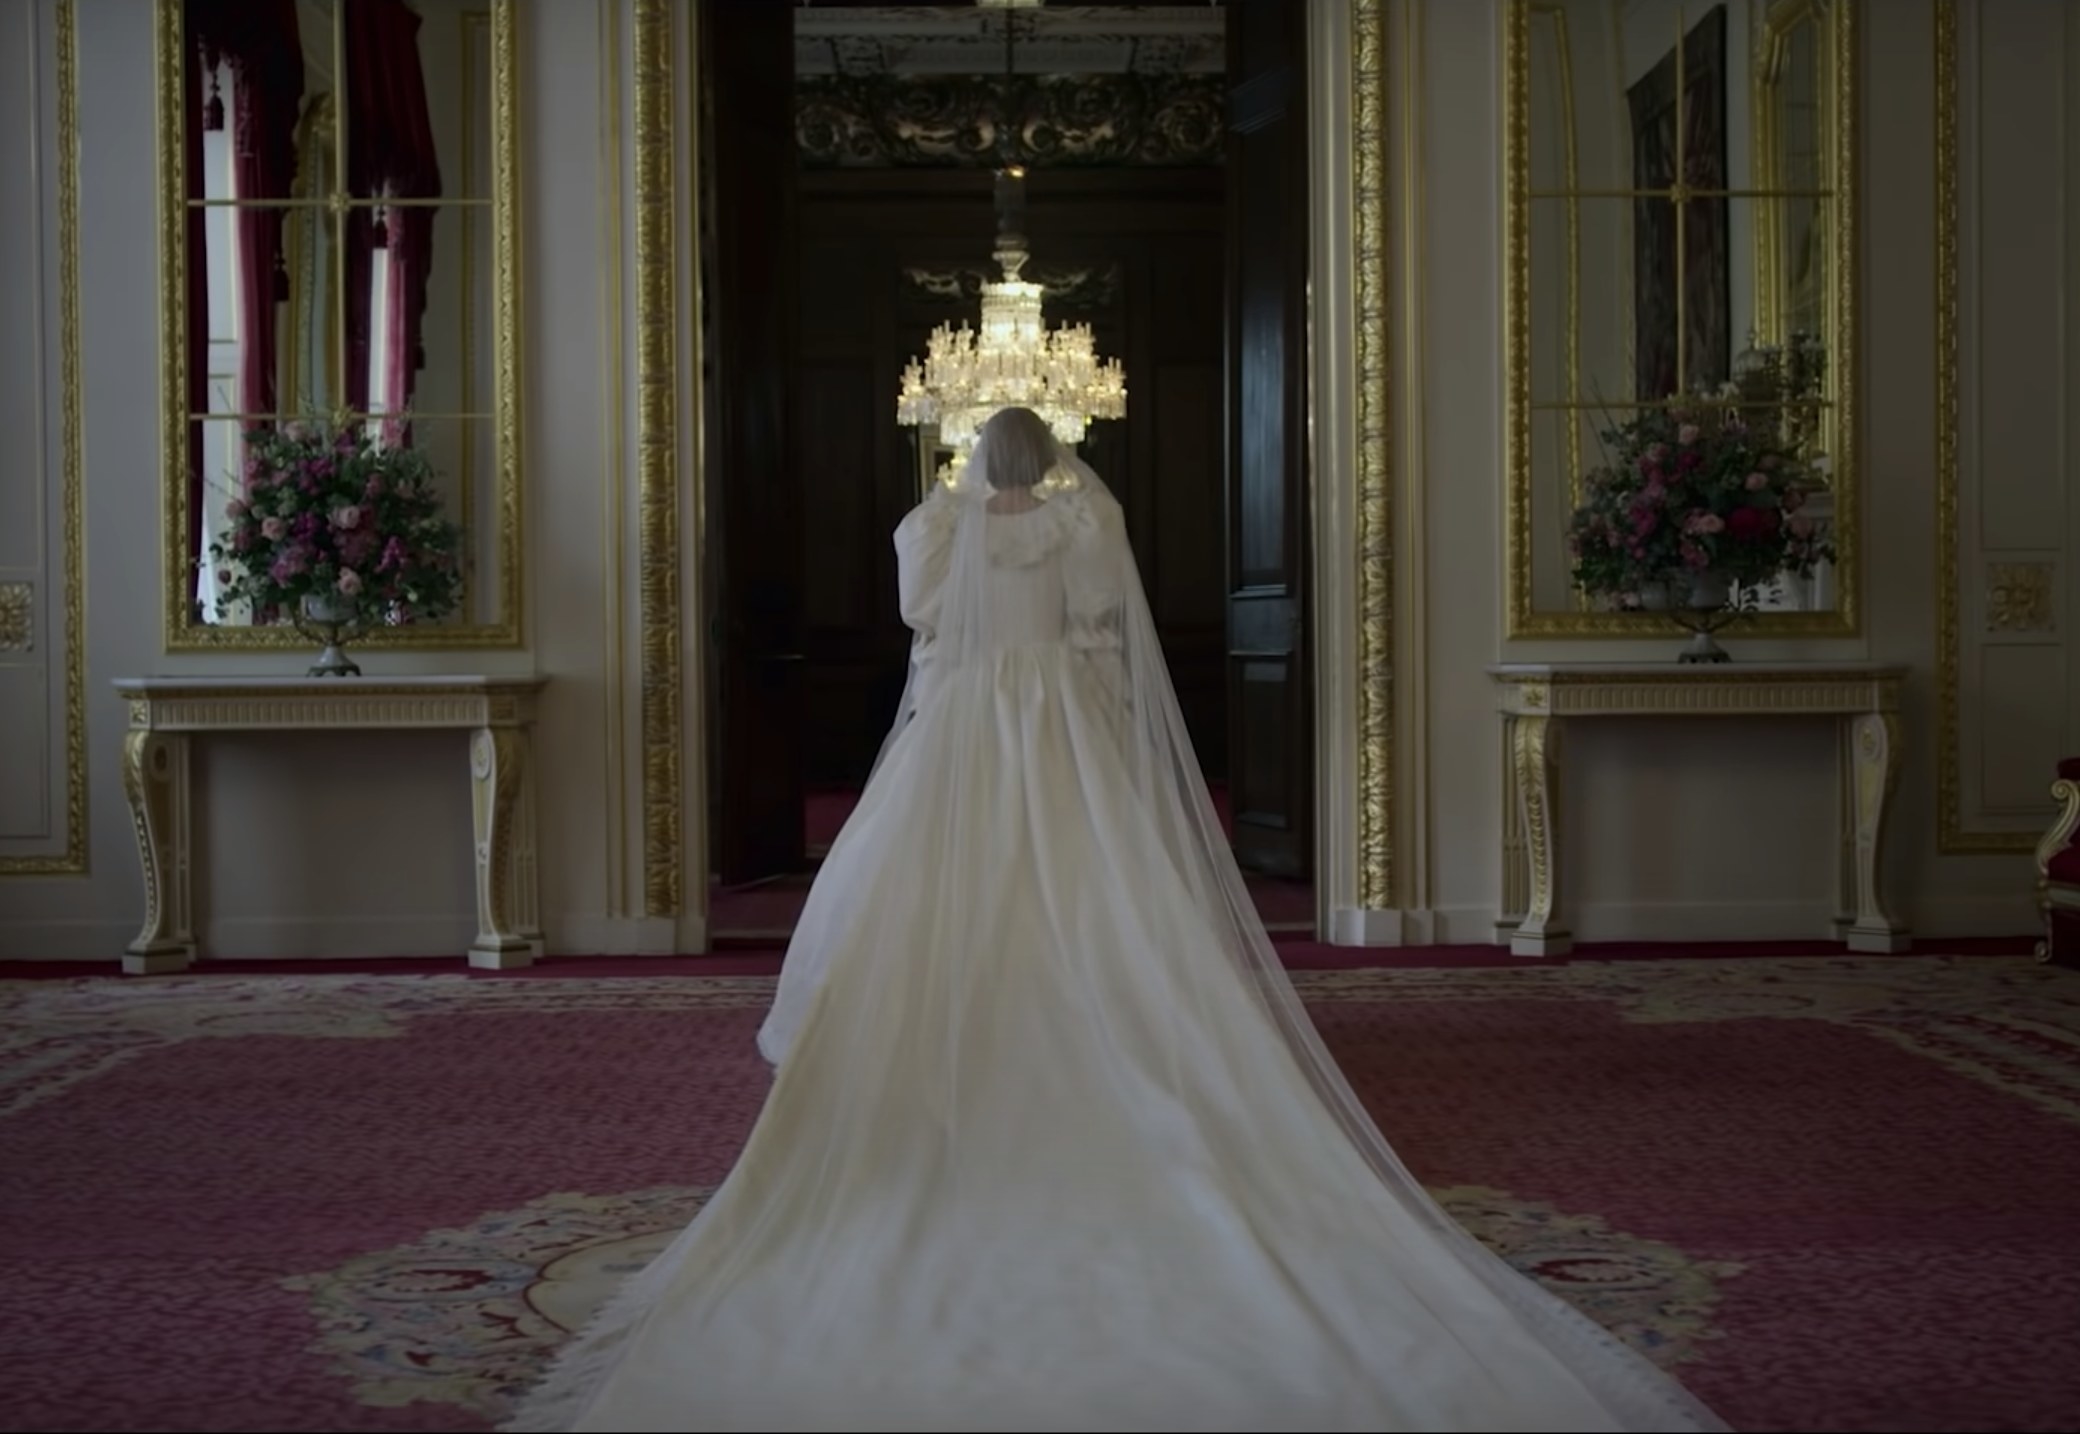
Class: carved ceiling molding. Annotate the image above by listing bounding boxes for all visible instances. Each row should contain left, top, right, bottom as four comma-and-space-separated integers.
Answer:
794, 5, 1226, 77
797, 73, 1224, 168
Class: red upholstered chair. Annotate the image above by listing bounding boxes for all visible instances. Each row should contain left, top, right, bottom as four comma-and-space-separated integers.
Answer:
2036, 759, 2080, 966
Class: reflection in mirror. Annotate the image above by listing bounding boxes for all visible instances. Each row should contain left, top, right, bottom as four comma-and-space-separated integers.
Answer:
179, 0, 497, 630
192, 416, 499, 628
281, 95, 340, 414
1756, 1, 1832, 347
1514, 0, 1849, 628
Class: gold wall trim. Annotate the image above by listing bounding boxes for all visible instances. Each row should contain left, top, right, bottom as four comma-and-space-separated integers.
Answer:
599, 0, 629, 917
1502, 0, 1862, 639
2, 0, 88, 877
1353, 0, 1393, 910
633, 0, 683, 917
1932, 0, 2033, 855
154, 0, 527, 651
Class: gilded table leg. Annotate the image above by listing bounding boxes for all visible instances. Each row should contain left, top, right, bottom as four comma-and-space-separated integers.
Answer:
1844, 712, 1912, 953
121, 730, 194, 974
2032, 777, 2080, 962
469, 726, 540, 970
1508, 714, 1571, 957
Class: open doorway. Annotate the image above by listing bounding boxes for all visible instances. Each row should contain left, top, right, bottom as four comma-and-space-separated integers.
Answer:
700, 0, 1314, 942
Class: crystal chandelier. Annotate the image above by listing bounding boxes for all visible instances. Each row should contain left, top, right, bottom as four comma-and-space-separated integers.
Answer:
896, 164, 1127, 472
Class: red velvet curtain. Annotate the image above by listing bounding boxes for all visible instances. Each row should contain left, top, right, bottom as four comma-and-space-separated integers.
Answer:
187, 1, 303, 420
345, 0, 442, 424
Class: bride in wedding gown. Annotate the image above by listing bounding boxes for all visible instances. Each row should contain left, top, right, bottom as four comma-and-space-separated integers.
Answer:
507, 407, 1728, 1433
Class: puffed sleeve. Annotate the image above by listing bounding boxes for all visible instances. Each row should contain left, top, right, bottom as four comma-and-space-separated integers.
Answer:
893, 494, 958, 712
895, 493, 957, 640
1062, 490, 1129, 707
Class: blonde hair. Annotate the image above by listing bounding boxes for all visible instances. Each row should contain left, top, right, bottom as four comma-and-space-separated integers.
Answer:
977, 407, 1057, 490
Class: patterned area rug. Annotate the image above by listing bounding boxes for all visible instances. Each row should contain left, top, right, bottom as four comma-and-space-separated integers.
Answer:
3, 955, 2077, 1433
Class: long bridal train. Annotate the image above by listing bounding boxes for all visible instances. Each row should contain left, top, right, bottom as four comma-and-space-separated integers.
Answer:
506, 411, 1727, 1433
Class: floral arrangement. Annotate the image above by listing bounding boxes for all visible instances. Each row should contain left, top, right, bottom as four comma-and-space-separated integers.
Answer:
208, 420, 464, 626
1566, 390, 1834, 606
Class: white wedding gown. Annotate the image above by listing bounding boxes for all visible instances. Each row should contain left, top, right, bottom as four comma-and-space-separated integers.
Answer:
507, 431, 1727, 1434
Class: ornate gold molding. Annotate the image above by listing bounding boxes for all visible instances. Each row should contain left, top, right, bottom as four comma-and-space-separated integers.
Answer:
633, 0, 683, 918
1933, 0, 2033, 855
599, 0, 631, 919
154, 0, 527, 651
1353, 0, 1392, 910
1986, 561, 2057, 635
1502, 0, 1861, 638
1, 0, 87, 877
0, 582, 30, 653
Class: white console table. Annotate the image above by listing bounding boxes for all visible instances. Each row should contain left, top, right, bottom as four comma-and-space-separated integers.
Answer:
114, 676, 548, 975
1488, 664, 1911, 958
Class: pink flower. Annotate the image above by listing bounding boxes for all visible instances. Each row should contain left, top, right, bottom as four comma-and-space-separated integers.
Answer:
260, 516, 286, 541
1744, 471, 1769, 491
283, 420, 312, 441
1788, 514, 1815, 539
1677, 424, 1700, 445
337, 568, 364, 597
214, 567, 232, 586
225, 497, 249, 520
332, 504, 363, 530
1782, 486, 1806, 512
1683, 510, 1726, 535
1680, 539, 1709, 569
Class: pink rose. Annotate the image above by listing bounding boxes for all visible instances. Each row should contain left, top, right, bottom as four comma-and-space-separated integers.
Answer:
1782, 487, 1806, 512
1677, 424, 1700, 445
1683, 510, 1726, 536
225, 498, 249, 520
337, 568, 364, 597
260, 516, 286, 541
1788, 514, 1815, 539
332, 504, 363, 530
214, 567, 232, 586
1744, 471, 1769, 491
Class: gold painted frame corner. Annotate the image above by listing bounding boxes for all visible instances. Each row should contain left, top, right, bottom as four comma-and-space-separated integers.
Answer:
154, 0, 527, 652
1502, 0, 1861, 640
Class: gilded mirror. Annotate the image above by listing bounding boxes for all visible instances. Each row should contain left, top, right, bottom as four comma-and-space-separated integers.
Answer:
1504, 0, 1857, 636
157, 0, 520, 648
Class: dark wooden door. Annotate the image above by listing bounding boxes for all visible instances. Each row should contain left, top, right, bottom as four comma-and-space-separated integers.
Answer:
1224, 0, 1312, 881
703, 0, 805, 884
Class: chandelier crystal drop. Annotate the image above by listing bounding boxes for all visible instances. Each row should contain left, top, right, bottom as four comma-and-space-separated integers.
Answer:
896, 167, 1127, 472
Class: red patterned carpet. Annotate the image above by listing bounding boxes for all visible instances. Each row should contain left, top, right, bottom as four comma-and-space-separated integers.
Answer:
4, 954, 2079, 1432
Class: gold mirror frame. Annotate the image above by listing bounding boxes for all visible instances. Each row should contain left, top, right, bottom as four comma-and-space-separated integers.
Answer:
1503, 0, 1860, 638
154, 0, 525, 651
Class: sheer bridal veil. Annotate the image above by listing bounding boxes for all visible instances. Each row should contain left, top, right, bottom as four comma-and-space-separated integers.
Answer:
506, 408, 1726, 1434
